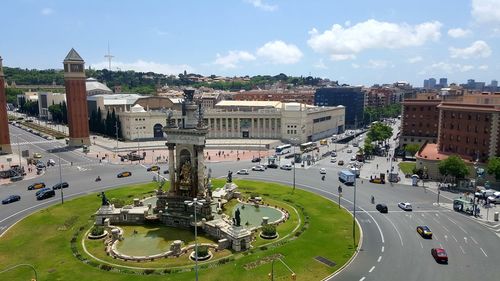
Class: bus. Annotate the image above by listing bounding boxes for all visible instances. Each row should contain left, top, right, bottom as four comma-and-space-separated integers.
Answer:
275, 144, 292, 155
300, 142, 317, 152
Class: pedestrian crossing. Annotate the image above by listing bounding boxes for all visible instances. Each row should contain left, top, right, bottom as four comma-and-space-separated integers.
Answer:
13, 140, 61, 145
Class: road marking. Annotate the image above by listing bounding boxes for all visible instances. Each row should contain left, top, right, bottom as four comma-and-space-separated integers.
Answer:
480, 248, 488, 257
447, 217, 468, 234
377, 256, 382, 263
369, 266, 375, 273
381, 246, 385, 253
433, 233, 438, 240
359, 277, 366, 281
459, 246, 466, 254
419, 241, 423, 249
381, 215, 404, 246
439, 243, 444, 248
471, 237, 478, 245
451, 235, 458, 242
464, 237, 468, 244
444, 235, 448, 241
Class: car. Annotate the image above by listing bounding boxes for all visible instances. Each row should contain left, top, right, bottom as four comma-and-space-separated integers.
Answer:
416, 226, 433, 239
251, 157, 261, 163
486, 191, 500, 204
252, 165, 266, 171
338, 160, 344, 166
35, 187, 51, 197
117, 171, 132, 178
47, 159, 56, 166
33, 152, 42, 159
280, 164, 292, 170
2, 195, 21, 204
350, 155, 357, 161
52, 182, 69, 190
320, 168, 327, 174
147, 165, 160, 172
431, 248, 448, 263
347, 148, 353, 153
398, 202, 413, 211
236, 169, 249, 175
163, 169, 169, 174
267, 163, 279, 169
376, 203, 388, 213
330, 157, 337, 163
37, 189, 55, 200
331, 152, 337, 157
28, 182, 46, 190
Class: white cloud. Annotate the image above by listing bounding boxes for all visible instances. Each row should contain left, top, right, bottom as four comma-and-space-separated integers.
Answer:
245, 0, 277, 11
307, 19, 441, 59
366, 60, 392, 69
427, 62, 475, 73
41, 8, 54, 16
478, 64, 489, 70
330, 54, 356, 61
351, 63, 360, 69
214, 51, 256, 69
91, 60, 193, 75
313, 59, 328, 69
472, 0, 500, 23
447, 28, 471, 38
256, 40, 303, 64
449, 40, 492, 59
407, 56, 423, 63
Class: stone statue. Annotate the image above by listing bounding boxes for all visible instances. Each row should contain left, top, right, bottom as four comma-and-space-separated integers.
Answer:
183, 88, 194, 102
179, 161, 192, 186
166, 109, 174, 127
98, 191, 110, 206
235, 208, 241, 227
227, 170, 233, 183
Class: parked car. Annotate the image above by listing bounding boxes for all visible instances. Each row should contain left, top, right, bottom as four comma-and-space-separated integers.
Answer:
486, 191, 500, 204
376, 203, 388, 213
280, 164, 292, 170
252, 165, 266, 171
350, 155, 357, 161
431, 248, 448, 263
330, 157, 337, 163
37, 189, 56, 200
2, 195, 21, 204
33, 152, 42, 159
331, 151, 337, 157
28, 182, 46, 190
417, 226, 433, 239
236, 169, 249, 175
251, 157, 261, 163
117, 171, 132, 178
347, 148, 353, 153
398, 202, 413, 211
52, 182, 69, 190
267, 163, 279, 169
163, 169, 169, 174
147, 165, 160, 172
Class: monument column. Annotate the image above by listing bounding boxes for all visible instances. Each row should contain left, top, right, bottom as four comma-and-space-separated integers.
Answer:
63, 48, 91, 147
167, 143, 176, 192
0, 56, 12, 154
196, 145, 205, 197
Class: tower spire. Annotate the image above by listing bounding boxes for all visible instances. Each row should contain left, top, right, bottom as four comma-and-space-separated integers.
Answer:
104, 42, 114, 70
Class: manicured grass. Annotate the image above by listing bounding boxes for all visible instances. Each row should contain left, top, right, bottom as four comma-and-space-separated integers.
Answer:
0, 179, 359, 281
398, 162, 416, 175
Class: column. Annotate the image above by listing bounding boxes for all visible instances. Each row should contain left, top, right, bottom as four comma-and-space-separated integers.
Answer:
167, 144, 176, 193
257, 118, 261, 138
196, 145, 205, 197
251, 118, 254, 138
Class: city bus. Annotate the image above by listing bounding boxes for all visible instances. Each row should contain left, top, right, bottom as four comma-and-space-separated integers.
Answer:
300, 142, 317, 152
275, 144, 292, 155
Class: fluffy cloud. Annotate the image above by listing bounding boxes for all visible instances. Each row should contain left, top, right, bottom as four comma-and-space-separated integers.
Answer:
41, 8, 54, 15
245, 0, 277, 11
407, 56, 423, 63
214, 51, 256, 69
472, 0, 500, 23
447, 28, 471, 38
366, 60, 393, 69
256, 40, 303, 64
331, 54, 356, 61
478, 65, 489, 70
91, 60, 193, 75
428, 62, 475, 73
449, 40, 492, 59
307, 19, 441, 60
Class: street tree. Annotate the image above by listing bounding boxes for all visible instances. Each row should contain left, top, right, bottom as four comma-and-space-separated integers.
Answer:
367, 122, 393, 143
404, 144, 421, 157
438, 155, 469, 182
487, 157, 500, 180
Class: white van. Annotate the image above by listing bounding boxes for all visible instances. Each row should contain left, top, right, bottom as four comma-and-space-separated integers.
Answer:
487, 192, 500, 204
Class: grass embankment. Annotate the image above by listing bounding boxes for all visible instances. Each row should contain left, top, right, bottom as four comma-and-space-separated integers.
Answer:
398, 162, 416, 175
0, 180, 359, 281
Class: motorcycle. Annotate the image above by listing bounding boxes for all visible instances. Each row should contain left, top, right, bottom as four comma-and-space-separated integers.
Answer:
95, 176, 101, 182
321, 175, 325, 181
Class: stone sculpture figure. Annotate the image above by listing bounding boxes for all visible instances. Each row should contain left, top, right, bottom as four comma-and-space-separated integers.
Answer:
179, 161, 192, 186
98, 191, 110, 206
235, 207, 241, 227
227, 170, 233, 183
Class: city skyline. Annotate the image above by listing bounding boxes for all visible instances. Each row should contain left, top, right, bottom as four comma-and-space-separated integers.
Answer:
1, 0, 500, 86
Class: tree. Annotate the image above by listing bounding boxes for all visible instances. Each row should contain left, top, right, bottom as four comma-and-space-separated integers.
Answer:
487, 157, 500, 180
363, 138, 374, 156
438, 155, 469, 181
405, 144, 421, 157
367, 122, 393, 143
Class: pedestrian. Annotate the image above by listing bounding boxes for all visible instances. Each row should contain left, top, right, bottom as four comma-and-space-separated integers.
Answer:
376, 164, 379, 169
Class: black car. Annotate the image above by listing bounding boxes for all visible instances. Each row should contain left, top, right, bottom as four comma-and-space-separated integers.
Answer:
2, 195, 21, 204
376, 203, 388, 213
251, 157, 261, 163
267, 163, 279, 169
36, 189, 55, 200
52, 182, 69, 190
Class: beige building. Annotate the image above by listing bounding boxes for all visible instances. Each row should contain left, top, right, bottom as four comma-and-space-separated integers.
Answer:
38, 92, 66, 120
117, 100, 345, 143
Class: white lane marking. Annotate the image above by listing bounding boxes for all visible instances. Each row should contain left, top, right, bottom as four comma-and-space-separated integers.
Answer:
471, 237, 478, 245
381, 246, 385, 253
451, 235, 458, 242
377, 256, 382, 263
433, 233, 439, 240
16, 134, 72, 164
480, 248, 488, 257
419, 241, 423, 249
459, 246, 466, 254
360, 277, 366, 281
464, 237, 468, 244
447, 217, 469, 234
439, 243, 444, 249
444, 235, 448, 241
381, 215, 404, 246
369, 266, 375, 273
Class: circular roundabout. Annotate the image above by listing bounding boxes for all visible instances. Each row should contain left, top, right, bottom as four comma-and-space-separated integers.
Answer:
0, 179, 359, 281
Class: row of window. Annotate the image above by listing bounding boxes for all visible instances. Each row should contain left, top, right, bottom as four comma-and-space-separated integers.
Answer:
405, 106, 437, 112
313, 116, 332, 123
442, 134, 488, 145
444, 123, 489, 133
443, 112, 490, 122
287, 130, 298, 134
441, 145, 488, 158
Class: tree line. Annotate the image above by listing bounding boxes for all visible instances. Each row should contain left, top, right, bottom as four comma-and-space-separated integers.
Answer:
89, 107, 122, 139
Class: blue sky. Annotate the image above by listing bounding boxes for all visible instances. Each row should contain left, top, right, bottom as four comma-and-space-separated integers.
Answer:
1, 0, 500, 86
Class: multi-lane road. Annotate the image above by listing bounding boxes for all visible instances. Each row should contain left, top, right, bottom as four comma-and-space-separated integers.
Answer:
1, 125, 499, 281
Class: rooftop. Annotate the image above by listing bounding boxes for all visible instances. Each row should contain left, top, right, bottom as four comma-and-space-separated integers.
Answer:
64, 48, 83, 62
216, 100, 282, 108
86, 78, 112, 93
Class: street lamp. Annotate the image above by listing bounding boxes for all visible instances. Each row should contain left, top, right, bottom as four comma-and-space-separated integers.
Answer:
353, 177, 357, 247
290, 138, 298, 194
58, 154, 64, 204
0, 263, 38, 280
184, 198, 205, 281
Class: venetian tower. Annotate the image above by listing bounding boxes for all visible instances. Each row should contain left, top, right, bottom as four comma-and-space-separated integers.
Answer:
63, 49, 91, 147
0, 55, 12, 154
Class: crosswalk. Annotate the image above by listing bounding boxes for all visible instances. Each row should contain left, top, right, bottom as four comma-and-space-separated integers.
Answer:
12, 140, 61, 145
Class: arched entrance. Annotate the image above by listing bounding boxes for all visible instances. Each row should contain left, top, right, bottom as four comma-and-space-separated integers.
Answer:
153, 124, 164, 138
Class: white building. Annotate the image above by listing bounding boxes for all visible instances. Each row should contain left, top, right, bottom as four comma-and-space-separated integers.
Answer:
86, 78, 113, 96
37, 92, 66, 120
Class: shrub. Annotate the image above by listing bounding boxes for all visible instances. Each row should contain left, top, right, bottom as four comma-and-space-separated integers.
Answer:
196, 245, 209, 257
109, 198, 126, 208
99, 264, 113, 271
143, 269, 155, 275
91, 226, 105, 236
250, 193, 259, 199
262, 224, 277, 236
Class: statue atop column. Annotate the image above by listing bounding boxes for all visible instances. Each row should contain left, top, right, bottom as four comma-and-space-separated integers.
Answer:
227, 170, 233, 183
235, 208, 241, 227
98, 192, 110, 206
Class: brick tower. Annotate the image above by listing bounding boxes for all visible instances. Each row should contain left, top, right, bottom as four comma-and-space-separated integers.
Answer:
63, 48, 90, 147
0, 55, 12, 154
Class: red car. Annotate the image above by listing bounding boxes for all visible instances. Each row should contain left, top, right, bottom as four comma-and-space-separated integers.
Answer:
431, 248, 448, 263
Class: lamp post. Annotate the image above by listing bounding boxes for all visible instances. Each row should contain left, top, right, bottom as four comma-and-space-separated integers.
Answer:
473, 157, 481, 217
353, 177, 357, 247
59, 154, 64, 204
291, 138, 298, 194
15, 134, 22, 167
184, 198, 205, 281
0, 263, 38, 280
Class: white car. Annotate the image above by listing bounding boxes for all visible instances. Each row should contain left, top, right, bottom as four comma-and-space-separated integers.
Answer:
331, 151, 337, 157
236, 169, 249, 175
252, 165, 266, 171
320, 168, 327, 174
398, 202, 413, 211
350, 155, 357, 161
347, 148, 353, 153
487, 192, 500, 204
280, 164, 292, 170
330, 157, 337, 163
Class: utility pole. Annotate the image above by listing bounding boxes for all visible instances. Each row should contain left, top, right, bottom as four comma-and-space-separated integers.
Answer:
353, 178, 357, 247
59, 155, 64, 204
115, 120, 118, 155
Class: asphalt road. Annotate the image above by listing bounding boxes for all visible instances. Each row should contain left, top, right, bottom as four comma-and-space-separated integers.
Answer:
1, 140, 499, 281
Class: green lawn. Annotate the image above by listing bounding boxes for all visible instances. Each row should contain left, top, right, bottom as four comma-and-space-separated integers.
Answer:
398, 162, 416, 175
0, 180, 359, 281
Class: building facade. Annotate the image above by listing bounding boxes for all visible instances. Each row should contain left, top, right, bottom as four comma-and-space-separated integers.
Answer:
0, 56, 11, 154
314, 86, 364, 129
38, 92, 66, 120
400, 98, 441, 148
233, 89, 315, 105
